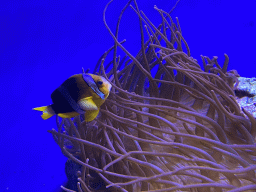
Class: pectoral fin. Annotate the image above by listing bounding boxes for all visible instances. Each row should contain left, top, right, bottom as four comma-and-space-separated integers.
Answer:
84, 109, 100, 122
78, 97, 98, 111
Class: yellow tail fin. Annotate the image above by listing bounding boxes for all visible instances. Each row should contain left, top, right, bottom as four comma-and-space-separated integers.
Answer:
33, 106, 55, 120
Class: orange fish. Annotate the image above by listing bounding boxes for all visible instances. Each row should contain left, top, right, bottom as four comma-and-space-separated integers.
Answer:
33, 71, 112, 122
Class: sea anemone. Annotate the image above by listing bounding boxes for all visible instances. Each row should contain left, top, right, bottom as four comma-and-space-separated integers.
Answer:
48, 0, 256, 191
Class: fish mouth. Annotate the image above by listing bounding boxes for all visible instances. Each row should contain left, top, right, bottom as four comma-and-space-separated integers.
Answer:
101, 76, 112, 92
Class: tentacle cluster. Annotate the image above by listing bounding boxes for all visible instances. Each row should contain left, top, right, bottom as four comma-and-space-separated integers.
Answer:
49, 0, 256, 191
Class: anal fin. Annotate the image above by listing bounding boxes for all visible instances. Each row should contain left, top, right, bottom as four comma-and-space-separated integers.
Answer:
58, 112, 80, 118
84, 109, 99, 122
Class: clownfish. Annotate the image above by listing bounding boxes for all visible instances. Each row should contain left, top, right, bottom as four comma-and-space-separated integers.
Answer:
33, 71, 112, 122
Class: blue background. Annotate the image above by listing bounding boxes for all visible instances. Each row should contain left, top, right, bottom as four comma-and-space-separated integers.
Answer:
1, 0, 255, 191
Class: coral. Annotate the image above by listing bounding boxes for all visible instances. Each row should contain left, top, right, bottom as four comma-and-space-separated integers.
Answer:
49, 0, 256, 191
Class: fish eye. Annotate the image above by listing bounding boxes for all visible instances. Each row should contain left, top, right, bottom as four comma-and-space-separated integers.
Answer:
97, 81, 103, 86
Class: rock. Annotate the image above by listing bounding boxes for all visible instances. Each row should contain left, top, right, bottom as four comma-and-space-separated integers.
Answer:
235, 77, 256, 118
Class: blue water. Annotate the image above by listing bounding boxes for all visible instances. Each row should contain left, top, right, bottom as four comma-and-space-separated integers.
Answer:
1, 0, 255, 191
